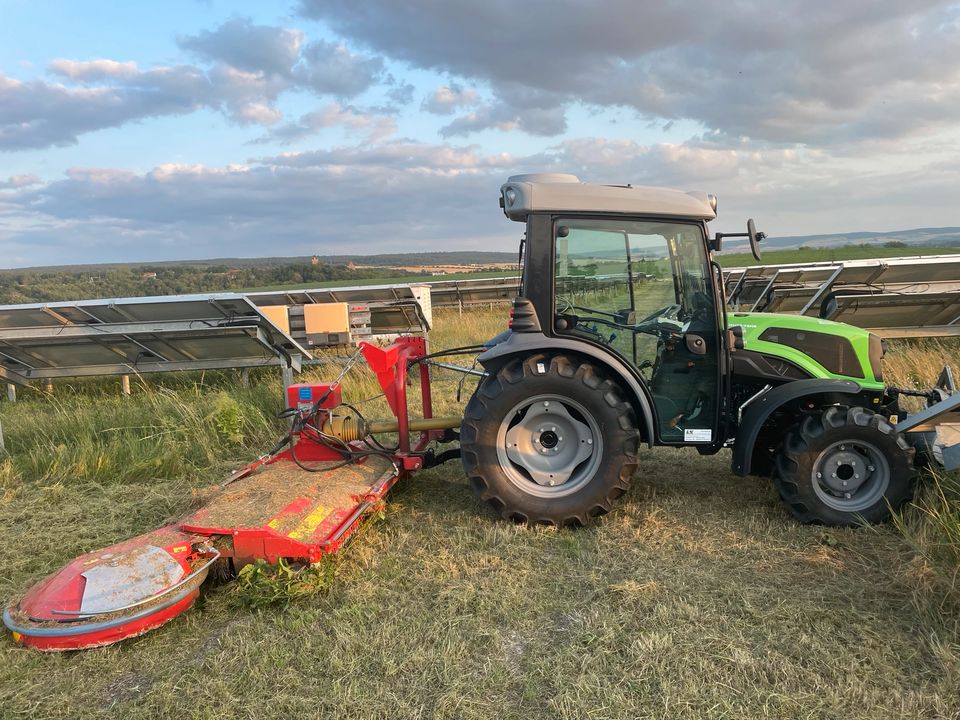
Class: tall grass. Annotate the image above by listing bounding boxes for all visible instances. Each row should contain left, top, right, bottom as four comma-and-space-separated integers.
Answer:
894, 472, 960, 624
881, 338, 960, 622
0, 379, 284, 488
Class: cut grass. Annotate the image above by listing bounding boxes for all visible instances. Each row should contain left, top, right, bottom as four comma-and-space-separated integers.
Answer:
0, 307, 958, 719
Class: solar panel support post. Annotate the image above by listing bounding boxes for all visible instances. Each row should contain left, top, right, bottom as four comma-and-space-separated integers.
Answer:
0, 415, 4, 452
240, 368, 251, 389
6, 384, 15, 403
121, 375, 131, 397
281, 362, 294, 393
799, 265, 844, 316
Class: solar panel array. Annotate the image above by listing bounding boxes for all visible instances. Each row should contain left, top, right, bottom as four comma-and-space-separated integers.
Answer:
723, 254, 960, 337
0, 293, 310, 386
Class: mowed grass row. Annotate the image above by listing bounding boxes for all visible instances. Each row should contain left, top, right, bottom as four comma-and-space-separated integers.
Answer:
0, 308, 957, 719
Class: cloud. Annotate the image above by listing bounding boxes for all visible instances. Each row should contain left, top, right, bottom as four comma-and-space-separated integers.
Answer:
1, 18, 389, 151
386, 82, 415, 107
441, 102, 567, 137
421, 84, 479, 115
299, 0, 960, 146
252, 103, 397, 144
0, 174, 42, 190
179, 19, 383, 97
178, 18, 304, 75
48, 59, 141, 81
0, 144, 518, 266
5, 131, 960, 267
293, 40, 384, 97
0, 68, 211, 150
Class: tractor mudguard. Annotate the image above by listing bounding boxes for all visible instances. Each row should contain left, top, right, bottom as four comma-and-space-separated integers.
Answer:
477, 331, 657, 446
731, 378, 862, 476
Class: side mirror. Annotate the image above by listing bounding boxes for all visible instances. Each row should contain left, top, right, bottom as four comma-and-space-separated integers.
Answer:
747, 218, 766, 261
711, 219, 766, 259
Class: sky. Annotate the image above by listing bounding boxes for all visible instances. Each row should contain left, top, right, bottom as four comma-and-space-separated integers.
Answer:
2, 1, 960, 268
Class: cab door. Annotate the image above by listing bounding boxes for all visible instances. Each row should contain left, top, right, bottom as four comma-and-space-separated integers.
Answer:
552, 217, 720, 444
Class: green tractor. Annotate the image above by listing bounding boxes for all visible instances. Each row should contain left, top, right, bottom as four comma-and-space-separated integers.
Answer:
460, 173, 957, 527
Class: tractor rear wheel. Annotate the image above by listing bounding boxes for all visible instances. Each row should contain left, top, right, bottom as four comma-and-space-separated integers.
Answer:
460, 354, 639, 526
773, 406, 915, 526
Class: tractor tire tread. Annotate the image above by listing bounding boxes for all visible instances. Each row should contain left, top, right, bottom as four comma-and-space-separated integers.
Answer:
461, 353, 638, 527
773, 405, 915, 526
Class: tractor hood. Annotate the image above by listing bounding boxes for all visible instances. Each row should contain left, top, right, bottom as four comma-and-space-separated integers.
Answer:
727, 312, 885, 388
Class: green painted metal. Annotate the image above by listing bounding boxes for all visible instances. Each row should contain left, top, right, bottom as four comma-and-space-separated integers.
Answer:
727, 312, 884, 390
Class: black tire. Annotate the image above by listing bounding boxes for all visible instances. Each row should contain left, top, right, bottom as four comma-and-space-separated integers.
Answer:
773, 406, 915, 526
460, 353, 639, 526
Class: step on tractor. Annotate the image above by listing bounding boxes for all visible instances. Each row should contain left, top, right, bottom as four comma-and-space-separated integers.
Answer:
5, 174, 959, 651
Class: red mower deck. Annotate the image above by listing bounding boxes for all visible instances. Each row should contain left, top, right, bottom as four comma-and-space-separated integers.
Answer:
4, 337, 446, 651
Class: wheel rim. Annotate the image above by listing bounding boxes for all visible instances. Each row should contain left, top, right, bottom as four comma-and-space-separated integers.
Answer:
496, 393, 602, 498
811, 440, 890, 512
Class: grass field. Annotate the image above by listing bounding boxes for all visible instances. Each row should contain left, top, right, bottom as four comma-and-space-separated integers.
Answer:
0, 308, 958, 719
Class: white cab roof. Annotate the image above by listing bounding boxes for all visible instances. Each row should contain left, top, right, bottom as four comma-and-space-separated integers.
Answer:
500, 173, 716, 222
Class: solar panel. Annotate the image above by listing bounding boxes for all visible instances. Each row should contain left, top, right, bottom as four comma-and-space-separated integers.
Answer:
725, 255, 960, 324
822, 291, 960, 337
0, 293, 310, 385
428, 277, 520, 307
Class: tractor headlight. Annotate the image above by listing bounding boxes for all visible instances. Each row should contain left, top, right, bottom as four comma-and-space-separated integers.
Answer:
707, 193, 718, 213
504, 187, 517, 207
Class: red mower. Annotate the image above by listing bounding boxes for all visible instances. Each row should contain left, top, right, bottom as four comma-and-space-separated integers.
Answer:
3, 337, 464, 651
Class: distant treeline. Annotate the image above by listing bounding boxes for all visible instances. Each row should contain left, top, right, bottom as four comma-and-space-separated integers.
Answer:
0, 261, 426, 304
317, 251, 518, 266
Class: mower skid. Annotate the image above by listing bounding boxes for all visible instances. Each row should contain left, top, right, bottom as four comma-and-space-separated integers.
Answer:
3, 526, 215, 651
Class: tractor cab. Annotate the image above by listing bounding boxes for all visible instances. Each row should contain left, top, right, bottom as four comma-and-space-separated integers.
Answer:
494, 173, 725, 446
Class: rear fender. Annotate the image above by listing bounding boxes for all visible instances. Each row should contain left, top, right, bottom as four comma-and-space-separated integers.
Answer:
732, 378, 863, 476
478, 332, 656, 446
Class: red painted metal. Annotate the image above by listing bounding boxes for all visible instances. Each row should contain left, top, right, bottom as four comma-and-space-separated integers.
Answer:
286, 383, 342, 412
4, 336, 439, 651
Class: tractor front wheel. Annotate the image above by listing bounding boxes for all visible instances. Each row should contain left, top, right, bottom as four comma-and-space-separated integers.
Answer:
773, 406, 915, 526
460, 354, 639, 526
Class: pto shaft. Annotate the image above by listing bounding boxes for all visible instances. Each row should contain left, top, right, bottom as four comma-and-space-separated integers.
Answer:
320, 415, 462, 443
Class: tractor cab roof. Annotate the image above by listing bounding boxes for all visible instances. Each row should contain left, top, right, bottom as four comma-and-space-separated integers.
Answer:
500, 173, 717, 223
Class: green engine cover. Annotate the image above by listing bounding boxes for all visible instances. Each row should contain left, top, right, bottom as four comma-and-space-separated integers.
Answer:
728, 312, 884, 390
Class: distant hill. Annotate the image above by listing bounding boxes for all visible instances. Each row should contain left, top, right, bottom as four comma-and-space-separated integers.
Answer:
5, 228, 960, 275
722, 226, 960, 253
3, 251, 518, 273
316, 251, 518, 266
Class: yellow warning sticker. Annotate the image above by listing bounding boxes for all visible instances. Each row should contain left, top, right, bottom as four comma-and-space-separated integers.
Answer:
287, 504, 332, 541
